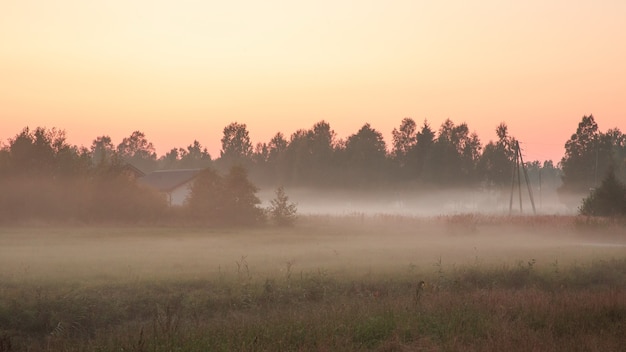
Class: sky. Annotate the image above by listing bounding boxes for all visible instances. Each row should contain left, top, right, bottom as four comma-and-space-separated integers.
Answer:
1, 0, 625, 163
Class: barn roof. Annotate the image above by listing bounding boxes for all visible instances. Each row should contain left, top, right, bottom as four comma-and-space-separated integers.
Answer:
139, 168, 203, 192
122, 163, 145, 178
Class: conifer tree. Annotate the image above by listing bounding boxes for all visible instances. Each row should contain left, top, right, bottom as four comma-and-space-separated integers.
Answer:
267, 186, 297, 226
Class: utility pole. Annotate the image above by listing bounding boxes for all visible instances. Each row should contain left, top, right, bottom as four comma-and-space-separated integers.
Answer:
509, 145, 517, 213
509, 141, 537, 215
539, 168, 542, 211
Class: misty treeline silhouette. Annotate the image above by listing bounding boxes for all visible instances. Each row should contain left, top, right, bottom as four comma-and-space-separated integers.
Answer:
0, 127, 278, 225
216, 117, 622, 194
0, 115, 624, 223
0, 128, 165, 223
224, 120, 562, 189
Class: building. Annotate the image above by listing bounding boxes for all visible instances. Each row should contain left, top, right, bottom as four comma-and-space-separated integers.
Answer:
121, 163, 146, 179
139, 169, 203, 206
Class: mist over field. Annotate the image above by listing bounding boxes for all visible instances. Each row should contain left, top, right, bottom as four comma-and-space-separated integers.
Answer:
257, 186, 574, 217
2, 216, 624, 285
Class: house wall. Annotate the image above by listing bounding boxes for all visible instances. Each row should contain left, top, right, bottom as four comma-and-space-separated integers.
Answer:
169, 181, 193, 206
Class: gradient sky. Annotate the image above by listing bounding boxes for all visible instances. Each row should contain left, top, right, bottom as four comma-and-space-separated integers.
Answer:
1, 0, 625, 163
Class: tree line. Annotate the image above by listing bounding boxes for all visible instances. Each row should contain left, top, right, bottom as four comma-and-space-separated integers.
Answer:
211, 116, 622, 192
0, 114, 624, 223
0, 127, 298, 225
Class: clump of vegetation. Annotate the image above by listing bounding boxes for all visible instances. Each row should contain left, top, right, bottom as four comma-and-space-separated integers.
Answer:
580, 167, 626, 217
0, 127, 168, 224
267, 186, 298, 226
186, 166, 264, 226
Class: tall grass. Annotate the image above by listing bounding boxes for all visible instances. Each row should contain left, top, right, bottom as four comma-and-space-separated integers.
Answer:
1, 258, 624, 351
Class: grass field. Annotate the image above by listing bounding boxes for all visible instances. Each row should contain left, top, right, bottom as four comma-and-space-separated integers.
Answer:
0, 215, 625, 351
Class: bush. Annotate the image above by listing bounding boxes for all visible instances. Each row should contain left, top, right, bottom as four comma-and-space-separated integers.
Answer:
579, 168, 626, 217
186, 166, 264, 226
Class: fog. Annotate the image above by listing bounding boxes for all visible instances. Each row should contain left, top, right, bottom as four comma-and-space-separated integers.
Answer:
1, 216, 624, 286
258, 186, 578, 217
1, 177, 620, 287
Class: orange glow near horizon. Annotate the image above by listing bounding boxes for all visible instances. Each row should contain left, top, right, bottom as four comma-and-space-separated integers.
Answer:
1, 0, 625, 163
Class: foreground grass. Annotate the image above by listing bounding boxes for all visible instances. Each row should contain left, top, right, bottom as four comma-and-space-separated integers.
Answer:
1, 258, 625, 351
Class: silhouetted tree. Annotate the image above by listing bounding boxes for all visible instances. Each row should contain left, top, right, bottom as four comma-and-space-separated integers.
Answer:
8, 127, 58, 176
250, 141, 270, 183
602, 128, 626, 182
250, 132, 289, 186
3, 127, 90, 178
223, 166, 264, 225
57, 145, 91, 177
268, 132, 288, 161
560, 115, 625, 194
282, 121, 337, 186
186, 166, 263, 226
0, 147, 9, 178
160, 148, 182, 170
220, 122, 253, 169
341, 123, 388, 185
91, 135, 115, 167
392, 117, 418, 164
267, 132, 289, 183
186, 168, 227, 224
410, 120, 436, 180
309, 121, 336, 162
391, 117, 418, 181
423, 119, 481, 186
478, 123, 516, 187
253, 142, 269, 164
159, 141, 211, 170
117, 131, 157, 173
179, 140, 212, 169
560, 115, 599, 192
305, 120, 336, 185
283, 129, 309, 185
462, 133, 482, 182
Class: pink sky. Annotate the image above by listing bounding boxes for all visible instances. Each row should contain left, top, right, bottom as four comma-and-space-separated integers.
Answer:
1, 0, 625, 163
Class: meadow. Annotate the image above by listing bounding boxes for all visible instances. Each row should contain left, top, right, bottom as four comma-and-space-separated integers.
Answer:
0, 215, 625, 351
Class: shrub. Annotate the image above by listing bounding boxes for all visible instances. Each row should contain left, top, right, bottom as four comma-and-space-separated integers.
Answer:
186, 166, 264, 226
579, 168, 626, 217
